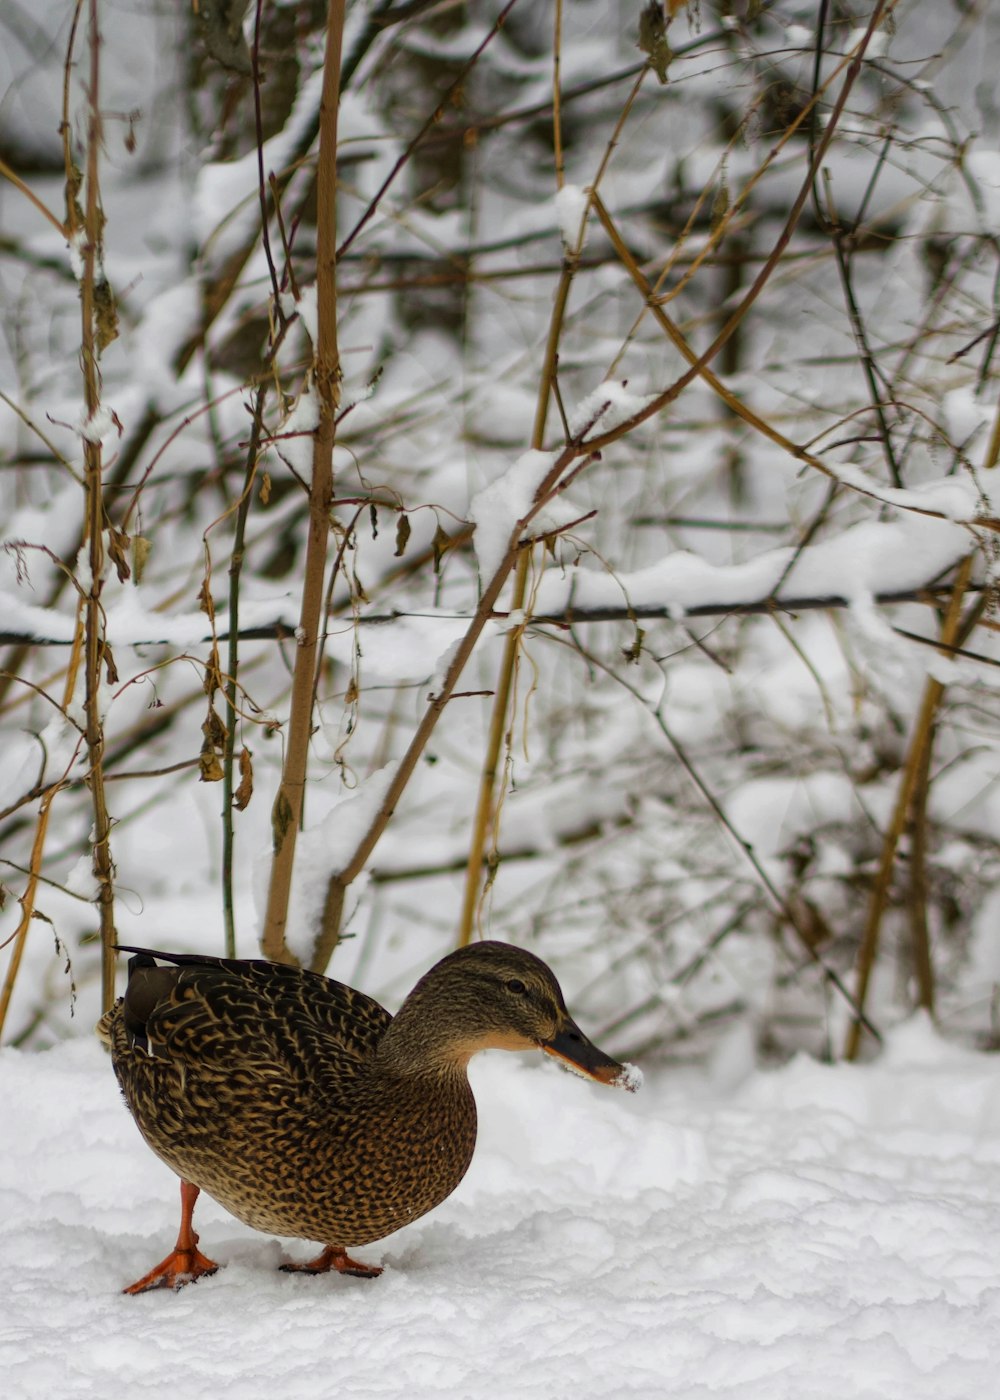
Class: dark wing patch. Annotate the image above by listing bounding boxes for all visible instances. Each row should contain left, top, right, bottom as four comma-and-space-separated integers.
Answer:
115, 947, 392, 1087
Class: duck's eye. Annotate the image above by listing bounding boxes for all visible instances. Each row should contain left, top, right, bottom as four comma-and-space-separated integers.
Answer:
505, 978, 527, 995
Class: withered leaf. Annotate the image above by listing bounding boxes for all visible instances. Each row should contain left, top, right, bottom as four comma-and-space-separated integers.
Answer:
202, 705, 228, 748
233, 746, 253, 810
432, 522, 450, 574
394, 513, 411, 558
132, 535, 151, 583
199, 739, 224, 782
638, 2, 672, 85
94, 277, 120, 352
622, 627, 645, 664
198, 577, 216, 621
203, 644, 221, 697
107, 527, 131, 584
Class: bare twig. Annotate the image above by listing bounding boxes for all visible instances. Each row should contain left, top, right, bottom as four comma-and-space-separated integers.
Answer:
261, 0, 346, 965
312, 435, 606, 973
70, 0, 119, 1014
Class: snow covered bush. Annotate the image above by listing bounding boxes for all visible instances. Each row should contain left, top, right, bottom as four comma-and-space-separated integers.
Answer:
2, 0, 1000, 1062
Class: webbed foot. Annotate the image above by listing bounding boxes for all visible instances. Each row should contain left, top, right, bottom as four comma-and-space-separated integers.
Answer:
123, 1244, 219, 1294
123, 1179, 219, 1294
280, 1244, 383, 1279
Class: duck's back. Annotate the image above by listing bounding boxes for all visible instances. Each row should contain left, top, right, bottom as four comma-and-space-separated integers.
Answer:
109, 950, 390, 1073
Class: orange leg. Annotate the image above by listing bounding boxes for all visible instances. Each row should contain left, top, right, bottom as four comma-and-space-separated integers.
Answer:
123, 1180, 219, 1295
281, 1244, 383, 1279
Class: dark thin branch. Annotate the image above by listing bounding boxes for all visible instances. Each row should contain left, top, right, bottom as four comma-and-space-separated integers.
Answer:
0, 576, 984, 650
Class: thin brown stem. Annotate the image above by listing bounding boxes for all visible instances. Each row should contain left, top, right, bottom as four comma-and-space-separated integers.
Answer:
221, 389, 267, 959
75, 0, 118, 1013
844, 553, 974, 1060
456, 554, 528, 947
261, 0, 346, 965
907, 736, 935, 1013
312, 434, 604, 973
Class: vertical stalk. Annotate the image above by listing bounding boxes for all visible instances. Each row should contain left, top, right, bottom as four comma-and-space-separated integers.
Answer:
221, 398, 265, 958
843, 554, 973, 1060
907, 737, 935, 1012
456, 555, 529, 945
76, 0, 118, 1013
261, 0, 345, 963
456, 2, 572, 946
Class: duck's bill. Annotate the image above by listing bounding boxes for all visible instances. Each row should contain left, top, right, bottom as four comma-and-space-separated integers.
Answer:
541, 1022, 642, 1092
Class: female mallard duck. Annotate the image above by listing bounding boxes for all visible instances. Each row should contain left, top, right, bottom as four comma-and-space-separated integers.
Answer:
98, 940, 639, 1294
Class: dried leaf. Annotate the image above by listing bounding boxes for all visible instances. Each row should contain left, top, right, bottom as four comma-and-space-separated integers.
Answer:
432, 522, 450, 574
199, 739, 224, 783
259, 472, 271, 505
622, 627, 645, 665
94, 277, 120, 352
394, 513, 412, 558
107, 527, 131, 584
345, 677, 359, 705
104, 644, 119, 685
233, 746, 254, 810
638, 2, 672, 85
132, 535, 151, 583
198, 577, 216, 621
202, 706, 228, 748
203, 644, 221, 697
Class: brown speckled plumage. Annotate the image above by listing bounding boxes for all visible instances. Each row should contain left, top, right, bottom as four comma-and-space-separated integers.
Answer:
98, 940, 632, 1291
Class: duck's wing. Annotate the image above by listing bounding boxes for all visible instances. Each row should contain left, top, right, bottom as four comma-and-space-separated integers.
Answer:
114, 947, 392, 1081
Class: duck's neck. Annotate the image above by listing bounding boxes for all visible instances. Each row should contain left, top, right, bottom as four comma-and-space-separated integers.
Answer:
374, 997, 476, 1082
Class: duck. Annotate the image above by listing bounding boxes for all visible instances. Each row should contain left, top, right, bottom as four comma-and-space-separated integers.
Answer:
97, 939, 640, 1294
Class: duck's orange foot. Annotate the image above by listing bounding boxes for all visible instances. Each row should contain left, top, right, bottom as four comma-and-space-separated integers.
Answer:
280, 1245, 383, 1279
123, 1245, 220, 1295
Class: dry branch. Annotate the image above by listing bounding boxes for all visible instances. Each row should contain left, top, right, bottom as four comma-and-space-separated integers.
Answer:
843, 554, 976, 1060
260, 0, 346, 966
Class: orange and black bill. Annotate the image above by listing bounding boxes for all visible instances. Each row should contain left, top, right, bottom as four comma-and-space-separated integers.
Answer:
540, 1018, 642, 1092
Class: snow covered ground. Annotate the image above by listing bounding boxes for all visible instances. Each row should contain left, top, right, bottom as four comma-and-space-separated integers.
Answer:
4, 1015, 1000, 1399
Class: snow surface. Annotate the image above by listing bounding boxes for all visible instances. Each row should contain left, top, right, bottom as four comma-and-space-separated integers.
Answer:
5, 1016, 1000, 1399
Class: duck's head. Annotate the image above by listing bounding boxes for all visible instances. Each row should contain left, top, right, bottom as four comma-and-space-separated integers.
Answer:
382, 940, 639, 1091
